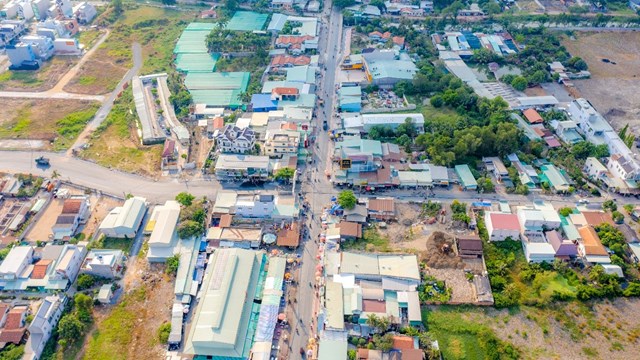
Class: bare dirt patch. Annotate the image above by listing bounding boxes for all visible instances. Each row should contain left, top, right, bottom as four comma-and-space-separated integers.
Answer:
0, 57, 77, 92
63, 52, 128, 95
562, 32, 640, 134
24, 197, 62, 242
0, 99, 99, 148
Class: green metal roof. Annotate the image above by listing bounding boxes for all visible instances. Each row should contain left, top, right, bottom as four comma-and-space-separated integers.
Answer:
175, 53, 219, 73
455, 164, 477, 188
226, 11, 269, 31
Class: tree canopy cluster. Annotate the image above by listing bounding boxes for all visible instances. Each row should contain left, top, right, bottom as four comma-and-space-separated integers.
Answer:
206, 29, 270, 53
176, 194, 206, 239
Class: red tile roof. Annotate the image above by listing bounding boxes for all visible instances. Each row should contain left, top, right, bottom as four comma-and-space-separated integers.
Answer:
280, 122, 298, 131
212, 117, 225, 130
338, 221, 362, 238
270, 54, 311, 67
582, 211, 615, 227
362, 299, 386, 313
392, 36, 405, 46
392, 335, 414, 350
401, 349, 425, 360
31, 259, 53, 280
489, 213, 520, 231
219, 214, 233, 228
368, 198, 395, 213
3, 309, 24, 330
578, 226, 608, 256
61, 199, 83, 214
523, 108, 543, 124
277, 222, 299, 247
0, 328, 25, 344
162, 139, 176, 158
272, 87, 299, 96
276, 35, 314, 46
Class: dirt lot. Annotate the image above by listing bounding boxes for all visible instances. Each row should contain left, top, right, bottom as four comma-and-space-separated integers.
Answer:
24, 186, 122, 242
562, 32, 640, 134
63, 51, 128, 95
0, 99, 99, 149
0, 198, 31, 245
83, 259, 174, 360
0, 57, 78, 92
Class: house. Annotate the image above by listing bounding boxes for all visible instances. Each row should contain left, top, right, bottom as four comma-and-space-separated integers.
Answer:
80, 249, 125, 279
540, 164, 571, 193
344, 205, 368, 223
367, 198, 396, 221
0, 306, 26, 348
214, 155, 271, 181
23, 295, 66, 360
264, 129, 300, 158
215, 125, 256, 154
270, 55, 311, 72
363, 51, 417, 88
608, 153, 640, 183
522, 108, 543, 124
581, 211, 615, 227
161, 139, 179, 171
97, 284, 113, 304
457, 3, 486, 18
485, 212, 520, 241
74, 2, 96, 24
277, 222, 299, 247
616, 224, 638, 243
356, 113, 425, 133
577, 226, 610, 264
338, 86, 362, 113
234, 194, 275, 218
546, 230, 577, 259
0, 246, 33, 280
183, 249, 265, 359
341, 54, 363, 70
455, 164, 478, 190
271, 0, 293, 10
98, 196, 147, 238
338, 221, 362, 241
368, 31, 391, 42
207, 227, 262, 249
146, 201, 181, 262
456, 234, 483, 258
516, 205, 561, 234
553, 120, 583, 144
52, 197, 89, 240
400, 7, 425, 17
482, 157, 509, 182
522, 241, 556, 263
275, 35, 317, 55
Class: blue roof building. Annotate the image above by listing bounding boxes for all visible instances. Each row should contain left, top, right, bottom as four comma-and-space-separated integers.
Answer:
250, 94, 278, 112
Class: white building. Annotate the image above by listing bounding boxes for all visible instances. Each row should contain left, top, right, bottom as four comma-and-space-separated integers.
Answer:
0, 246, 33, 280
73, 2, 96, 24
80, 249, 125, 279
98, 197, 147, 238
23, 295, 66, 360
146, 201, 181, 262
485, 212, 520, 241
52, 197, 90, 241
234, 194, 275, 218
263, 129, 300, 158
343, 113, 425, 133
215, 125, 256, 154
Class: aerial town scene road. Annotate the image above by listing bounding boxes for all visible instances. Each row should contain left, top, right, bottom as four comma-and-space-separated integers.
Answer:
1, 0, 640, 359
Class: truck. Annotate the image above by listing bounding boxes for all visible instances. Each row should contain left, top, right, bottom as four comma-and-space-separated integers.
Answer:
35, 156, 50, 166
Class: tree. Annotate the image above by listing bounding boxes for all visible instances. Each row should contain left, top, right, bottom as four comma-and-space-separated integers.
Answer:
472, 47, 499, 64
338, 190, 357, 210
510, 76, 528, 91
58, 314, 84, 343
175, 192, 195, 207
477, 177, 495, 193
51, 170, 60, 180
430, 95, 444, 108
76, 274, 96, 291
275, 168, 295, 183
558, 207, 573, 217
0, 344, 24, 360
158, 322, 171, 343
177, 220, 202, 238
450, 200, 467, 214
166, 254, 180, 275
224, 0, 238, 11
112, 0, 123, 12
603, 199, 617, 212
567, 56, 588, 71
74, 293, 93, 323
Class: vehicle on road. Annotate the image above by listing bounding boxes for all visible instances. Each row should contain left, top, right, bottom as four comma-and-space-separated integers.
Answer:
35, 156, 50, 166
322, 121, 328, 131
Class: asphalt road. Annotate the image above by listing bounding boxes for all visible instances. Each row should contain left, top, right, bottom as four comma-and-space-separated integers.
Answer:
0, 151, 217, 202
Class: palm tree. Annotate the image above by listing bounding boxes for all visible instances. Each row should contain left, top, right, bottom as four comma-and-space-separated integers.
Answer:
51, 170, 60, 180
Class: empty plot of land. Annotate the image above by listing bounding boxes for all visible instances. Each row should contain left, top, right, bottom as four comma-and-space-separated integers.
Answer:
563, 32, 640, 133
0, 99, 99, 150
24, 197, 62, 242
0, 57, 78, 92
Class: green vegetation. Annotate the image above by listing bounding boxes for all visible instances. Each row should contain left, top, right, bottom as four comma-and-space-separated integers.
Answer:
450, 200, 470, 225
367, 118, 419, 151
91, 234, 132, 253
206, 29, 270, 53
0, 344, 24, 360
215, 52, 269, 101
424, 307, 519, 360
166, 254, 180, 275
157, 322, 171, 344
176, 196, 206, 239
53, 106, 99, 150
78, 76, 97, 86
0, 71, 43, 87
341, 228, 391, 252
85, 287, 147, 360
422, 201, 442, 218
419, 276, 452, 303
337, 190, 357, 209
175, 192, 195, 206
76, 273, 97, 291
274, 167, 295, 183
54, 293, 94, 358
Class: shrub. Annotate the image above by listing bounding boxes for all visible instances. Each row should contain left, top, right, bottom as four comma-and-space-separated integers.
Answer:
157, 322, 171, 344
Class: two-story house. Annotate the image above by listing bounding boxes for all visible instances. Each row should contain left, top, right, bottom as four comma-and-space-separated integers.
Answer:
264, 129, 301, 158
215, 125, 256, 154
24, 295, 66, 360
79, 249, 125, 279
51, 197, 89, 241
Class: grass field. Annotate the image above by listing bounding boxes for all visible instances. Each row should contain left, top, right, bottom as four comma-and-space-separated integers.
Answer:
0, 99, 99, 150
0, 57, 77, 92
64, 6, 192, 95
80, 89, 162, 176
341, 228, 392, 252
